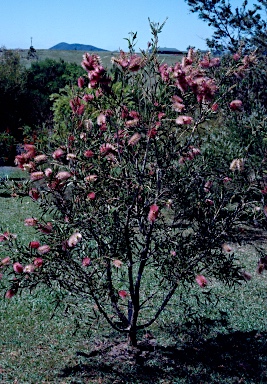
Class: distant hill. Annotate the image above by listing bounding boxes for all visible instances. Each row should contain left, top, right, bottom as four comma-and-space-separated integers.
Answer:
49, 42, 108, 51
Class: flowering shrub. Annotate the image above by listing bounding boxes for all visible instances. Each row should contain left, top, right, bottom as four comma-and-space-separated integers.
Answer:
0, 22, 258, 346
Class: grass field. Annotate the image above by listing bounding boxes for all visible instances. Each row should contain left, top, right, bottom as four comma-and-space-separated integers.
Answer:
1, 185, 267, 383
16, 49, 184, 69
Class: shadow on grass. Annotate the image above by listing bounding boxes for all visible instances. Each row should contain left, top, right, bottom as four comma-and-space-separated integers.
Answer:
59, 330, 267, 383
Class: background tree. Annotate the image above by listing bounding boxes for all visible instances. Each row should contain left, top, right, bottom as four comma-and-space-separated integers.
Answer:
185, 0, 267, 52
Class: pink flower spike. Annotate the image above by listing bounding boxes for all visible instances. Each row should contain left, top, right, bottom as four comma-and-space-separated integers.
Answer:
148, 204, 159, 222
67, 232, 82, 247
33, 257, 43, 267
195, 275, 208, 288
175, 116, 193, 125
29, 188, 40, 201
13, 262, 23, 274
45, 168, 53, 177
5, 289, 16, 299
118, 290, 128, 299
87, 192, 96, 200
29, 241, 40, 249
30, 171, 44, 181
84, 150, 94, 158
56, 171, 72, 181
24, 217, 38, 227
37, 245, 50, 254
113, 259, 123, 268
229, 100, 242, 111
128, 133, 141, 146
1, 257, 10, 266
85, 174, 98, 182
82, 257, 91, 266
23, 264, 35, 273
78, 76, 85, 88
52, 148, 65, 160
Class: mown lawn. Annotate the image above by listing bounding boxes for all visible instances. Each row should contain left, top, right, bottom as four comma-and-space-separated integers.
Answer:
1, 192, 267, 383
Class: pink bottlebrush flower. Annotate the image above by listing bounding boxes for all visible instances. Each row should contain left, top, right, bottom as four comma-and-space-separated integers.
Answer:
24, 264, 35, 273
14, 154, 28, 169
34, 154, 47, 163
229, 100, 242, 111
78, 76, 85, 88
128, 133, 141, 146
112, 51, 145, 72
24, 217, 38, 226
172, 95, 185, 112
190, 146, 201, 156
222, 243, 232, 253
242, 271, 252, 281
0, 232, 16, 242
56, 171, 72, 181
175, 116, 193, 125
205, 199, 214, 206
199, 58, 210, 68
81, 53, 101, 72
0, 234, 8, 242
1, 257, 10, 265
87, 192, 96, 200
70, 97, 85, 115
85, 174, 98, 182
148, 204, 159, 222
204, 180, 213, 192
82, 257, 91, 266
233, 53, 241, 61
158, 112, 165, 120
147, 127, 157, 138
45, 168, 53, 177
30, 171, 44, 181
211, 103, 219, 112
229, 158, 244, 172
196, 275, 208, 288
5, 289, 16, 299
121, 105, 129, 119
118, 290, 128, 299
209, 57, 220, 67
84, 150, 94, 158
223, 177, 232, 183
97, 113, 106, 126
37, 245, 50, 254
170, 250, 176, 256
23, 161, 35, 172
113, 259, 123, 268
83, 94, 94, 102
100, 143, 117, 156
67, 232, 82, 247
13, 262, 23, 274
33, 257, 43, 267
29, 188, 40, 200
24, 144, 35, 153
29, 241, 40, 249
66, 153, 76, 161
52, 148, 65, 160
38, 222, 53, 234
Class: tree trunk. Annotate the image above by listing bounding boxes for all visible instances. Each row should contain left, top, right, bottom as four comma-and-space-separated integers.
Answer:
128, 327, 137, 347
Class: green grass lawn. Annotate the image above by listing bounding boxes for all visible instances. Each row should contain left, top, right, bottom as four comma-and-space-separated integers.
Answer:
1, 195, 267, 383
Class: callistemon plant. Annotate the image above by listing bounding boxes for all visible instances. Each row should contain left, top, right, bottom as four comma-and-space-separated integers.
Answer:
0, 22, 255, 346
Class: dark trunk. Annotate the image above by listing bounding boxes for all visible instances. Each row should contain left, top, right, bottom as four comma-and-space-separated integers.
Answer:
128, 327, 137, 347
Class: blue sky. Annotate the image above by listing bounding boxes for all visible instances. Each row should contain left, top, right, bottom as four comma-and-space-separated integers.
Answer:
1, 0, 251, 51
